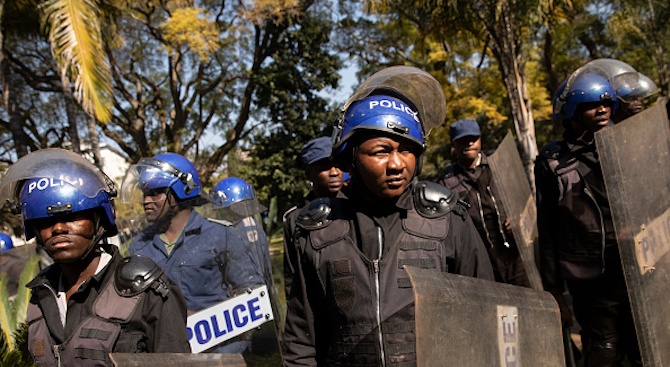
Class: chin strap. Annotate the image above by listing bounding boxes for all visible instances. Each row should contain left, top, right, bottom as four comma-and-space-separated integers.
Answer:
79, 215, 108, 261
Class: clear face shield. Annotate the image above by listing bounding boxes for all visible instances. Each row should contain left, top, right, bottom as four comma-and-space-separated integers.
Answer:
613, 72, 659, 103
119, 157, 189, 205
206, 188, 267, 225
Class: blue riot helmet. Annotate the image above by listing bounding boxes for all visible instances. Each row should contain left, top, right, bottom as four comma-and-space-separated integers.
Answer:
0, 148, 118, 242
553, 72, 617, 121
333, 66, 446, 176
552, 79, 568, 121
334, 94, 425, 157
0, 233, 13, 252
120, 152, 202, 204
210, 177, 266, 222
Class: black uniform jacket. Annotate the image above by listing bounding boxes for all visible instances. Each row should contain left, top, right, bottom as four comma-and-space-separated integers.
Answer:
283, 183, 494, 366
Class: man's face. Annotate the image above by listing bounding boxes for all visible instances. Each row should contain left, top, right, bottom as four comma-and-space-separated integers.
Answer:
575, 101, 613, 132
621, 98, 643, 116
142, 188, 172, 222
36, 212, 96, 263
354, 135, 417, 200
306, 159, 344, 197
453, 135, 482, 164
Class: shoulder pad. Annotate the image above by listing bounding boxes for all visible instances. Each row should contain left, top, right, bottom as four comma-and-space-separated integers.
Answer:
413, 181, 468, 219
296, 197, 332, 231
114, 255, 168, 297
539, 140, 565, 160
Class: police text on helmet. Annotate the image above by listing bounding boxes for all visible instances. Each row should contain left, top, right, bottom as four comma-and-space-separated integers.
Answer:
368, 99, 420, 123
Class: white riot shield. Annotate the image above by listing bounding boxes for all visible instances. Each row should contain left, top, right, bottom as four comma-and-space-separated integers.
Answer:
487, 132, 543, 290
595, 103, 670, 366
408, 266, 564, 366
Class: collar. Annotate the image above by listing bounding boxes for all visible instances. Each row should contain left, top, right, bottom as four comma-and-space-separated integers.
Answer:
346, 180, 414, 213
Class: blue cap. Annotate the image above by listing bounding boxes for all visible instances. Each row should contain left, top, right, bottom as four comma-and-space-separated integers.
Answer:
450, 119, 481, 141
300, 136, 333, 167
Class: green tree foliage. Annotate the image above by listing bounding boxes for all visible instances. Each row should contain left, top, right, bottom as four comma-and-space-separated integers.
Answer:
606, 0, 670, 95
241, 4, 342, 229
0, 254, 39, 366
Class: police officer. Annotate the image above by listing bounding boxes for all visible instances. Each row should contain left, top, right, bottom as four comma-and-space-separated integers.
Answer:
612, 72, 658, 124
120, 153, 263, 354
282, 66, 494, 366
283, 136, 344, 297
536, 71, 642, 366
0, 148, 190, 366
210, 177, 273, 292
437, 119, 530, 287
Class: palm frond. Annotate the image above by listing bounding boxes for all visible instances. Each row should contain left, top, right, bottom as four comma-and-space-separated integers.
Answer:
14, 256, 40, 328
0, 274, 16, 350
41, 0, 113, 123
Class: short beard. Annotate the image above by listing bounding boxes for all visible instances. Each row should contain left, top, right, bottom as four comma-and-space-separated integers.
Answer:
141, 204, 179, 241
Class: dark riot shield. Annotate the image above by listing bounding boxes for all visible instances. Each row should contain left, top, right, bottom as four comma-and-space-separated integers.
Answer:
408, 266, 564, 366
110, 353, 246, 367
487, 132, 543, 290
595, 103, 670, 366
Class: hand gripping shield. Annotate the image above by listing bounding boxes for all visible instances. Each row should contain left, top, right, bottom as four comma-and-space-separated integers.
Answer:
595, 103, 670, 366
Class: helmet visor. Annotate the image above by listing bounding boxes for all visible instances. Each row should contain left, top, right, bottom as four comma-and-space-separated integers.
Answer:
0, 149, 115, 209
119, 158, 182, 204
341, 66, 446, 136
206, 197, 266, 224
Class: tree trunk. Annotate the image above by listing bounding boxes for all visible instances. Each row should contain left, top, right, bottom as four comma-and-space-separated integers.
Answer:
488, 0, 539, 193
0, 1, 29, 158
87, 114, 103, 168
61, 74, 81, 153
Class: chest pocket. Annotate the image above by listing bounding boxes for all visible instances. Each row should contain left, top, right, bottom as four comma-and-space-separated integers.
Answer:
179, 243, 222, 297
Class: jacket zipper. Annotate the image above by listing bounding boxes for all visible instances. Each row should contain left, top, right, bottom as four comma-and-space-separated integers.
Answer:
583, 186, 607, 274
374, 227, 386, 367
475, 192, 494, 248
487, 186, 510, 248
54, 345, 62, 367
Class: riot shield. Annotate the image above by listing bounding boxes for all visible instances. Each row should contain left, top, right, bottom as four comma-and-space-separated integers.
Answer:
110, 353, 246, 367
595, 103, 670, 366
408, 266, 564, 366
487, 132, 543, 290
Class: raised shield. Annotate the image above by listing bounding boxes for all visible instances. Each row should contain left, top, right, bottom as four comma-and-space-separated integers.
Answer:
408, 266, 564, 366
595, 103, 670, 366
487, 132, 543, 290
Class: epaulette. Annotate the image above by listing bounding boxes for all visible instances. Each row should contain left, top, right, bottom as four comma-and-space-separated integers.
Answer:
296, 197, 332, 231
114, 255, 169, 298
208, 218, 233, 226
282, 205, 299, 221
413, 181, 468, 220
